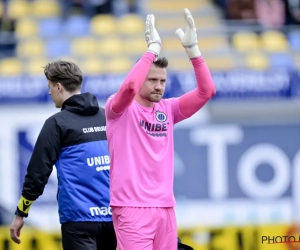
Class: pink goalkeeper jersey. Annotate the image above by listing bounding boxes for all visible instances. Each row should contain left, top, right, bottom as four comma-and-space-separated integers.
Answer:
105, 97, 187, 207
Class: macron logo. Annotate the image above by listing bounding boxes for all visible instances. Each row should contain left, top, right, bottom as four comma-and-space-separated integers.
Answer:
90, 206, 112, 216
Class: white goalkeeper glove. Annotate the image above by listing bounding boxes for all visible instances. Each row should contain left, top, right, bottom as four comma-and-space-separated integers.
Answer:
145, 14, 161, 60
175, 8, 201, 59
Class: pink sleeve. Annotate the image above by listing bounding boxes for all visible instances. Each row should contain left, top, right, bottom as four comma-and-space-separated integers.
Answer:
171, 98, 187, 124
178, 57, 216, 118
106, 52, 155, 118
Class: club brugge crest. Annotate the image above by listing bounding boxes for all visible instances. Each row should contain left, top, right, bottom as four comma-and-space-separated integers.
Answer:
155, 111, 167, 122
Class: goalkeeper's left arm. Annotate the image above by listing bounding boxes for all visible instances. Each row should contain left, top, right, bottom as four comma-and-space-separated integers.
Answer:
175, 9, 216, 118
15, 117, 60, 218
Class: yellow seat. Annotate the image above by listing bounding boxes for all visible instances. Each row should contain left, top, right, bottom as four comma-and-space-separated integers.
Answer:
123, 37, 147, 55
98, 37, 123, 56
232, 32, 260, 52
162, 37, 183, 51
71, 37, 97, 57
25, 58, 49, 75
195, 16, 220, 29
17, 38, 45, 58
168, 58, 192, 72
0, 58, 23, 76
162, 36, 227, 53
245, 52, 269, 70
106, 57, 132, 74
147, 1, 203, 12
81, 57, 105, 75
90, 14, 117, 36
156, 17, 179, 30
204, 55, 236, 70
7, 0, 30, 19
156, 16, 219, 31
199, 36, 228, 52
30, 0, 60, 18
15, 18, 38, 38
51, 56, 81, 67
117, 14, 144, 36
0, 2, 3, 17
260, 31, 289, 52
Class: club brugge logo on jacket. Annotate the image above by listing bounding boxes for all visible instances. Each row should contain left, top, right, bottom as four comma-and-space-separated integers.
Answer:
140, 110, 169, 137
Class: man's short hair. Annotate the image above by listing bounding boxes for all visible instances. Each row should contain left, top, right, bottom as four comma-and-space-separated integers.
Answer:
44, 60, 83, 92
154, 57, 168, 68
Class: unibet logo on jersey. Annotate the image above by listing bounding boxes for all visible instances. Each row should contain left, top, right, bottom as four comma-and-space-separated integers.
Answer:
87, 155, 110, 171
139, 111, 169, 137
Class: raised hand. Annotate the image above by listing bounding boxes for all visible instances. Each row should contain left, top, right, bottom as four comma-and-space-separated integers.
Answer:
175, 8, 201, 58
145, 14, 161, 59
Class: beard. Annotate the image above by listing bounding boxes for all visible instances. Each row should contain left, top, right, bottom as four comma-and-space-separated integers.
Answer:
146, 93, 163, 102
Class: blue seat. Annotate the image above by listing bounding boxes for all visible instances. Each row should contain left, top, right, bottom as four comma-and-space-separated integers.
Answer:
288, 30, 300, 51
46, 38, 70, 59
63, 15, 90, 37
38, 17, 62, 39
269, 53, 294, 68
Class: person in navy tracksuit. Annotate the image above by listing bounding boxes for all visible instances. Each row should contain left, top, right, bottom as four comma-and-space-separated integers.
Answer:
10, 60, 116, 250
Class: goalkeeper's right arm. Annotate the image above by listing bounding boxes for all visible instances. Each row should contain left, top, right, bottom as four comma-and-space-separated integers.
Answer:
111, 14, 161, 114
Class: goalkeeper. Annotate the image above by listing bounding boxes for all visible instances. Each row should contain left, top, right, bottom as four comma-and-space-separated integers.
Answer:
105, 8, 216, 250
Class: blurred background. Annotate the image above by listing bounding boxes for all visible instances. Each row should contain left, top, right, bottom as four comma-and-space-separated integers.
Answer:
0, 0, 300, 249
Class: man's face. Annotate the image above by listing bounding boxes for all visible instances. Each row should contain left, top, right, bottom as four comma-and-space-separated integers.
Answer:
139, 64, 167, 103
48, 81, 63, 108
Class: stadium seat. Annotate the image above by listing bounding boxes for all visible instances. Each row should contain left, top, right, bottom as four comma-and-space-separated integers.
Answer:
162, 37, 184, 51
106, 57, 132, 74
52, 56, 81, 66
71, 37, 97, 57
123, 37, 147, 55
7, 0, 30, 19
117, 14, 144, 36
156, 16, 219, 31
25, 58, 49, 75
0, 58, 23, 76
63, 15, 90, 37
38, 17, 62, 39
147, 0, 203, 12
156, 17, 181, 31
245, 52, 269, 70
195, 16, 221, 29
232, 31, 260, 52
81, 57, 105, 75
260, 31, 289, 52
287, 30, 300, 51
204, 55, 236, 70
269, 53, 294, 68
16, 38, 45, 58
46, 38, 71, 59
98, 37, 123, 56
167, 57, 193, 72
90, 14, 117, 36
198, 36, 229, 52
15, 18, 38, 38
0, 2, 3, 17
30, 0, 60, 18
